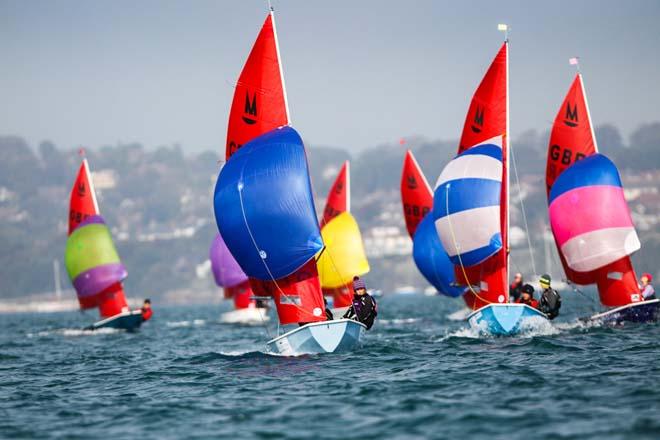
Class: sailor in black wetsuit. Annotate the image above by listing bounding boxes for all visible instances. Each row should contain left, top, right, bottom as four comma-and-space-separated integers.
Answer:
342, 276, 377, 330
538, 274, 561, 320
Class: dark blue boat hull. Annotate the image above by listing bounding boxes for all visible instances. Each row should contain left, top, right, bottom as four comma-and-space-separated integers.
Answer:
590, 299, 660, 325
85, 310, 144, 332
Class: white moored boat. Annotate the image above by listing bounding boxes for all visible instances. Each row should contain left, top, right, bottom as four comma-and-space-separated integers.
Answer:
220, 307, 269, 325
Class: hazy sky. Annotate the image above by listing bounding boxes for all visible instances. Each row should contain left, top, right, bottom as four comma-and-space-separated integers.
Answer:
1, 0, 659, 153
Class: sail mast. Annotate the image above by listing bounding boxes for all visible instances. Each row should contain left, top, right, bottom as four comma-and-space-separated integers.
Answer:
579, 78, 599, 153
270, 7, 291, 124
82, 158, 100, 215
499, 24, 510, 295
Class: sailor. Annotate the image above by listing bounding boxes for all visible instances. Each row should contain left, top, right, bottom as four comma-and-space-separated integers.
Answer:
509, 273, 524, 302
516, 284, 538, 308
639, 273, 656, 300
538, 274, 561, 320
141, 299, 153, 322
342, 276, 377, 330
324, 297, 334, 320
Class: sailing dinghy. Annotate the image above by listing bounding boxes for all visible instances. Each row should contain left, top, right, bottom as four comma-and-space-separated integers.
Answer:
546, 67, 659, 324
214, 9, 365, 355
432, 30, 548, 335
65, 158, 144, 331
210, 233, 269, 325
215, 127, 366, 355
212, 8, 290, 324
317, 161, 370, 316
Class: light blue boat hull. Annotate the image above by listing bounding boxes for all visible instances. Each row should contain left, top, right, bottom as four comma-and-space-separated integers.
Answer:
266, 319, 366, 355
467, 304, 548, 336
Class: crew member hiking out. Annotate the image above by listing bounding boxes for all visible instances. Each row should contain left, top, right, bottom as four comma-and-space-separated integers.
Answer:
538, 274, 561, 320
343, 276, 377, 330
639, 273, 656, 301
141, 299, 153, 322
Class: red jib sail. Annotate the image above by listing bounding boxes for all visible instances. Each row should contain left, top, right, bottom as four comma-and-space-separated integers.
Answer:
250, 260, 326, 325
225, 11, 325, 316
321, 161, 354, 307
401, 150, 433, 238
546, 74, 640, 305
68, 159, 128, 317
453, 42, 509, 309
225, 11, 289, 160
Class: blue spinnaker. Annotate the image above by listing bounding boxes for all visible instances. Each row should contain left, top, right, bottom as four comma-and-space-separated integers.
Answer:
413, 214, 463, 297
214, 126, 323, 280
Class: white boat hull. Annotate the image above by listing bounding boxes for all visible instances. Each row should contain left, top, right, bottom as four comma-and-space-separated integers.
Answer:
220, 307, 269, 325
265, 319, 366, 356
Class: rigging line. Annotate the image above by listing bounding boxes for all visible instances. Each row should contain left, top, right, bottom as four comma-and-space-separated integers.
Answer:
565, 279, 599, 315
236, 170, 322, 323
444, 184, 493, 306
509, 137, 537, 277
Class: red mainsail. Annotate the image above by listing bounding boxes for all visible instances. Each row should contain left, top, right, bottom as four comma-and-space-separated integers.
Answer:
68, 160, 99, 234
68, 159, 128, 317
401, 150, 433, 238
225, 12, 289, 160
453, 42, 509, 309
546, 74, 640, 306
225, 11, 325, 317
321, 161, 353, 307
546, 74, 598, 285
321, 161, 350, 227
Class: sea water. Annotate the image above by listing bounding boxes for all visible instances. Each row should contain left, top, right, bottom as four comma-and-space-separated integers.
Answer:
1, 293, 659, 439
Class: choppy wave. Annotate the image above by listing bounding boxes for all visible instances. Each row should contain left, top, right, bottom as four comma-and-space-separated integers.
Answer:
165, 319, 206, 328
4, 294, 660, 439
27, 327, 121, 338
379, 317, 420, 325
446, 307, 472, 321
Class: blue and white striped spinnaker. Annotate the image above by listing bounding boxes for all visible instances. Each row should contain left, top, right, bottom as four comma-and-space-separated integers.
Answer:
433, 136, 504, 267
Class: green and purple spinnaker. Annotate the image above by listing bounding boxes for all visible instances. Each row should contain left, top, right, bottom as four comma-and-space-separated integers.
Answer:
64, 215, 127, 309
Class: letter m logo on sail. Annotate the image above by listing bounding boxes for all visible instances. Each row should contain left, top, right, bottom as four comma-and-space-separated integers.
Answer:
471, 106, 485, 133
242, 92, 258, 125
564, 102, 578, 127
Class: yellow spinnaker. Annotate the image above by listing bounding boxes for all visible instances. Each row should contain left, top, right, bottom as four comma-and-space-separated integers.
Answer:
317, 212, 370, 288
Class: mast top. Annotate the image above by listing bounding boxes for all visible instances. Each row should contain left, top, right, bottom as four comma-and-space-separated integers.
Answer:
497, 23, 509, 42
569, 56, 581, 74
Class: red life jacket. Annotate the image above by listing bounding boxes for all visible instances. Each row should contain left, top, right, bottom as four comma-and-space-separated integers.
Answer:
141, 307, 153, 322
